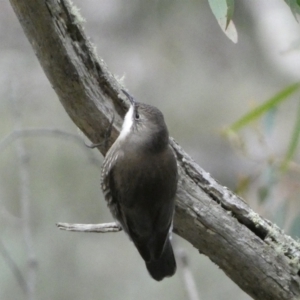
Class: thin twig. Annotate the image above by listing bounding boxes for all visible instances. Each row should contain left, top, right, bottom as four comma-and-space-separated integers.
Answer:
56, 222, 122, 233
85, 114, 115, 151
0, 186, 21, 227
0, 128, 101, 168
177, 249, 201, 300
12, 90, 37, 300
0, 238, 27, 293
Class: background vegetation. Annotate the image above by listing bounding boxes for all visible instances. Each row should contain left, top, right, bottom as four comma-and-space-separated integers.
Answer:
1, 0, 300, 299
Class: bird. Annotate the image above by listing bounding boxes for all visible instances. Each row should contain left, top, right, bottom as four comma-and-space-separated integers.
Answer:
101, 89, 178, 281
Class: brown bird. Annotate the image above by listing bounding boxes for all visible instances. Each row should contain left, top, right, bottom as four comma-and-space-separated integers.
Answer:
101, 90, 178, 281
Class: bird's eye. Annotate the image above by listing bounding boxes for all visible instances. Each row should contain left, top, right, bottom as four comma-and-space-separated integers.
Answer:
135, 111, 140, 120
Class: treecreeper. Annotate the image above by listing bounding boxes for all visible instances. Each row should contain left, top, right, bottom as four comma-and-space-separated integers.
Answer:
101, 90, 178, 281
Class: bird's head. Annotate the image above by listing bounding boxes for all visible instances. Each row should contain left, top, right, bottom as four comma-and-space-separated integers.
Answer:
119, 90, 169, 153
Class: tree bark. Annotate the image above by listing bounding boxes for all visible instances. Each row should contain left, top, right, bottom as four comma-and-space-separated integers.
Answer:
9, 0, 300, 299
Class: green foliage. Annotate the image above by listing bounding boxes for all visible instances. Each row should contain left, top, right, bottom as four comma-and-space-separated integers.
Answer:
209, 0, 300, 42
225, 83, 300, 173
208, 0, 237, 43
226, 83, 300, 132
225, 84, 300, 236
285, 0, 300, 20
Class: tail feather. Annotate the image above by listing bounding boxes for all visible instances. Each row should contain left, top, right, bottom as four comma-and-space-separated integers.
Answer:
145, 239, 176, 281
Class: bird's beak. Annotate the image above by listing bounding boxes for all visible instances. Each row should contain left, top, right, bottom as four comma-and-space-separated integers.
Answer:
121, 89, 135, 106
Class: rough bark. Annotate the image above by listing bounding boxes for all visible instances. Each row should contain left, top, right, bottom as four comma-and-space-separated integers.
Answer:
8, 0, 300, 299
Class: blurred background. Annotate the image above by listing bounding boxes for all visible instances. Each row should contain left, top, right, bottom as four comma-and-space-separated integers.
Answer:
1, 0, 300, 299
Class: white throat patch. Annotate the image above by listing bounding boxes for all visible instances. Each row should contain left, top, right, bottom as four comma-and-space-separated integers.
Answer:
118, 105, 134, 140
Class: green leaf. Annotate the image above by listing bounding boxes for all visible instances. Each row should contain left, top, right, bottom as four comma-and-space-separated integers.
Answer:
226, 83, 300, 133
226, 0, 234, 29
285, 0, 300, 20
281, 100, 300, 171
208, 0, 227, 20
208, 0, 237, 43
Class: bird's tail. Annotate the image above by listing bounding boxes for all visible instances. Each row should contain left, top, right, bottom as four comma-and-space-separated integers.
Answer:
145, 239, 176, 281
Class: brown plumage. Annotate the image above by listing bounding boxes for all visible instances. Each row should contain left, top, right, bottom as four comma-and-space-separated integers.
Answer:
101, 91, 178, 281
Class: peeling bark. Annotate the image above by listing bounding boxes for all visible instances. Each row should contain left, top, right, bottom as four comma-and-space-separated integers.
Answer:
9, 0, 300, 299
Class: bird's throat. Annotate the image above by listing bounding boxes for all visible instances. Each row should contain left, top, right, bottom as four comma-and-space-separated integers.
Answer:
118, 105, 134, 140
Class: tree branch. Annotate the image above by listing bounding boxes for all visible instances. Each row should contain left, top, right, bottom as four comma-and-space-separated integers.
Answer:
8, 0, 300, 299
56, 222, 121, 233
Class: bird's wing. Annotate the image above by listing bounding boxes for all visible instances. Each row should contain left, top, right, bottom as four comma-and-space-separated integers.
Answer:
101, 148, 129, 231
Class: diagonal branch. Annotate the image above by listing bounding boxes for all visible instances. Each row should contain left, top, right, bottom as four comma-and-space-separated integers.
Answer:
8, 0, 300, 299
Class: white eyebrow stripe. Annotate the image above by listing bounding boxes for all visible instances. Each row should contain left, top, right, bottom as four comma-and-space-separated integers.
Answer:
118, 105, 134, 140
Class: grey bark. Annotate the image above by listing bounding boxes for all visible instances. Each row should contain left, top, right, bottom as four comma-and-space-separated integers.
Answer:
8, 0, 300, 299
